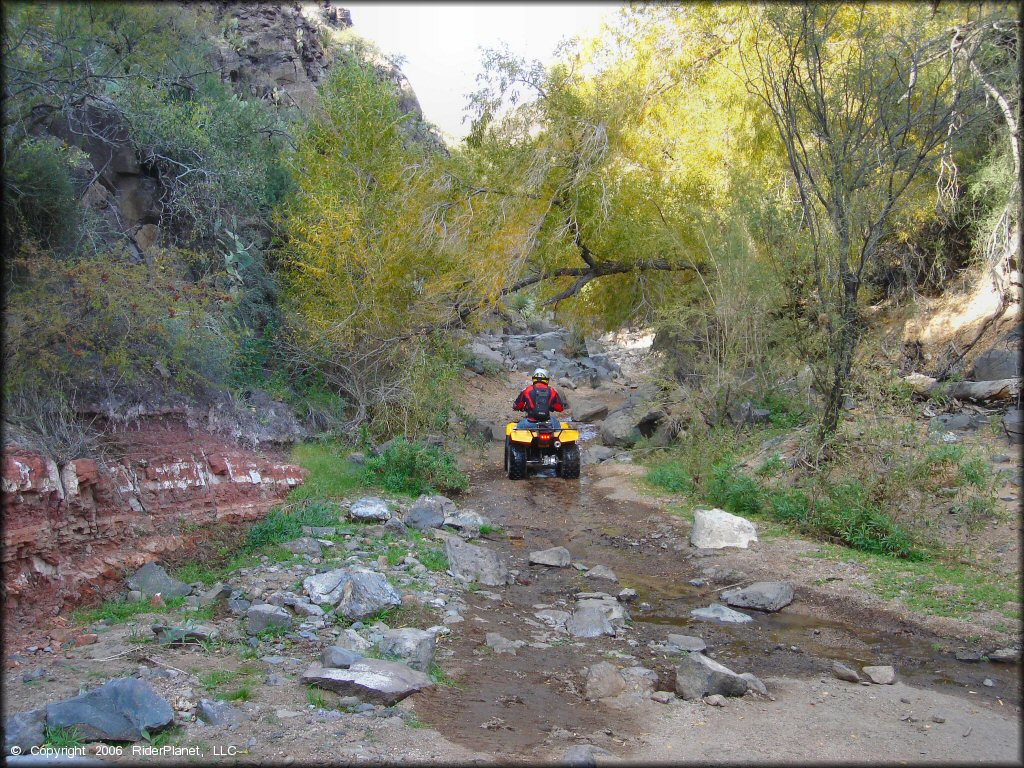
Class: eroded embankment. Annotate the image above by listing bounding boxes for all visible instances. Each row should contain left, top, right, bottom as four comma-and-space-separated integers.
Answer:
2, 415, 303, 635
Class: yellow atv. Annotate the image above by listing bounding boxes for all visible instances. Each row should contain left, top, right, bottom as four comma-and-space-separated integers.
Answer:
504, 416, 581, 479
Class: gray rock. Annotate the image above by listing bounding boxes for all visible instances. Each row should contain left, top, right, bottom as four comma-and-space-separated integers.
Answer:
197, 582, 232, 606
972, 348, 1021, 381
443, 508, 491, 532
585, 565, 617, 582
4, 709, 45, 753
575, 594, 629, 628
534, 331, 569, 353
573, 401, 609, 422
690, 603, 753, 624
529, 546, 572, 567
301, 660, 433, 706
621, 666, 658, 696
151, 623, 220, 644
246, 604, 292, 634
349, 497, 392, 522
22, 667, 45, 682
1004, 409, 1023, 444
484, 632, 526, 655
566, 606, 614, 638
127, 590, 143, 602
584, 662, 626, 701
987, 647, 1021, 663
281, 537, 322, 557
227, 598, 251, 615
703, 693, 727, 706
650, 691, 675, 704
600, 388, 665, 448
689, 508, 759, 549
334, 629, 374, 653
321, 646, 363, 669
583, 445, 615, 465
929, 413, 988, 432
405, 496, 454, 531
738, 672, 768, 696
383, 516, 407, 535
862, 665, 896, 685
196, 699, 243, 726
720, 582, 794, 612
534, 609, 572, 630
444, 538, 511, 587
469, 341, 504, 366
955, 650, 984, 662
302, 568, 401, 619
376, 628, 436, 672
562, 744, 614, 766
45, 678, 173, 742
832, 661, 862, 683
674, 653, 748, 701
727, 400, 770, 426
666, 634, 706, 653
125, 562, 191, 599
617, 588, 637, 603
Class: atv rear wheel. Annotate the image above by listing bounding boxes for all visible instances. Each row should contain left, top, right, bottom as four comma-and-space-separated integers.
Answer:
507, 443, 527, 480
559, 444, 581, 478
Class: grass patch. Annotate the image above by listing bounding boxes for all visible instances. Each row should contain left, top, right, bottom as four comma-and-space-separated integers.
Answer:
220, 686, 253, 702
243, 501, 342, 552
72, 595, 187, 625
287, 441, 369, 501
428, 662, 461, 688
306, 685, 330, 709
809, 543, 1019, 620
363, 438, 468, 497
44, 726, 84, 748
646, 462, 693, 494
417, 546, 448, 572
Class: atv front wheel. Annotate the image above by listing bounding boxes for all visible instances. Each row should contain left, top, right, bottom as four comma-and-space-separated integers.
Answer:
507, 443, 527, 480
558, 444, 581, 479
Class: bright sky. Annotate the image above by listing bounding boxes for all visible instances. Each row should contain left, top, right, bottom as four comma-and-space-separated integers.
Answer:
342, 3, 624, 143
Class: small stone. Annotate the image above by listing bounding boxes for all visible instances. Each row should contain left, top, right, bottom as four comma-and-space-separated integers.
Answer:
931, 714, 945, 724
650, 691, 675, 704
832, 661, 861, 683
987, 648, 1020, 663
128, 590, 143, 602
74, 634, 98, 647
529, 546, 572, 568
22, 667, 45, 682
617, 588, 637, 603
665, 634, 706, 653
982, 678, 994, 687
862, 665, 896, 685
688, 578, 706, 587
703, 694, 727, 706
955, 650, 983, 663
585, 565, 618, 582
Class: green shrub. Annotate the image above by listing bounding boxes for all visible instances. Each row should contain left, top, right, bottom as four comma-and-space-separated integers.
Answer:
646, 462, 693, 494
363, 438, 468, 496
287, 443, 368, 501
706, 463, 763, 516
244, 509, 303, 551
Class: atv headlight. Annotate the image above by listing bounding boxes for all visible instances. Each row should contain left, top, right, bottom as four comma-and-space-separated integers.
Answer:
554, 440, 561, 448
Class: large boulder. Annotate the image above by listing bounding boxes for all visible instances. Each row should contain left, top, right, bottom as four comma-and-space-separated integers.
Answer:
600, 387, 665, 448
534, 331, 569, 353
720, 582, 794, 612
376, 628, 436, 672
1003, 409, 1023, 444
468, 342, 504, 369
689, 508, 758, 549
972, 347, 1021, 381
574, 592, 630, 628
572, 400, 609, 422
4, 708, 45, 753
443, 537, 511, 586
125, 563, 191, 599
443, 508, 491, 533
348, 497, 392, 522
301, 660, 432, 706
529, 546, 572, 567
674, 653, 749, 701
45, 678, 174, 742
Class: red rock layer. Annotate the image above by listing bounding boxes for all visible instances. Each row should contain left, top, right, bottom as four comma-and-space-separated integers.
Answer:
2, 415, 305, 634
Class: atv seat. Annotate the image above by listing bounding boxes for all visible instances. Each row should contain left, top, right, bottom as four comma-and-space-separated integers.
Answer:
517, 416, 561, 430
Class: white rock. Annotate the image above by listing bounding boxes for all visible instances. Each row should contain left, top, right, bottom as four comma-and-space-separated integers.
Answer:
689, 508, 759, 549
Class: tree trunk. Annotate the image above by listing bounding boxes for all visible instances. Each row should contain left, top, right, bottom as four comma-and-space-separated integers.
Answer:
819, 271, 861, 440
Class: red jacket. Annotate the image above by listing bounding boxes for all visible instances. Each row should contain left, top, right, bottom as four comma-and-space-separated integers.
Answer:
514, 382, 564, 417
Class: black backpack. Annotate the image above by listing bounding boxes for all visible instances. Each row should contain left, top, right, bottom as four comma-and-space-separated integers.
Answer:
529, 384, 551, 420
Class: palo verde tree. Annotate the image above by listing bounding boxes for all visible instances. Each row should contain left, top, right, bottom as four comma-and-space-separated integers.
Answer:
743, 3, 993, 442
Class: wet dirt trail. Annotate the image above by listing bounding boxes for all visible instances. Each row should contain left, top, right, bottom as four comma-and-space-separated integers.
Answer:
413, 439, 1022, 763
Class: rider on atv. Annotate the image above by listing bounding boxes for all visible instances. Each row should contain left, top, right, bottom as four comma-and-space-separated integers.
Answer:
513, 368, 565, 425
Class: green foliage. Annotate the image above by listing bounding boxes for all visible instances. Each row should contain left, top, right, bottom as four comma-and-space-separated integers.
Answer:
706, 465, 764, 517
287, 444, 368, 501
2, 136, 86, 253
416, 546, 449, 573
44, 726, 84, 749
363, 438, 468, 496
72, 595, 186, 625
646, 462, 694, 494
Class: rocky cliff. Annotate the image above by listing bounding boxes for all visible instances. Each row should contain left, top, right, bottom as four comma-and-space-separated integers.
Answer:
2, 416, 304, 633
